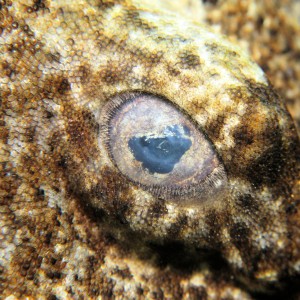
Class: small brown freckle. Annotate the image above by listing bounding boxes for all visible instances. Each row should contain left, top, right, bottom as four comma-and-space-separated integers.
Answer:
285, 201, 299, 215
167, 65, 181, 76
136, 287, 144, 295
58, 78, 70, 94
67, 38, 75, 46
23, 25, 29, 31
188, 285, 208, 299
151, 288, 164, 300
22, 262, 31, 271
149, 200, 168, 218
167, 215, 188, 238
178, 51, 201, 69
11, 21, 18, 29
233, 125, 254, 147
203, 0, 218, 4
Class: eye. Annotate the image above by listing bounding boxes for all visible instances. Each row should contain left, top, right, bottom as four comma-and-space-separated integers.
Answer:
100, 92, 227, 203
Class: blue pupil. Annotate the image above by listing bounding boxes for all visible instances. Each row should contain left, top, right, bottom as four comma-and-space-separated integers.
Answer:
128, 125, 192, 174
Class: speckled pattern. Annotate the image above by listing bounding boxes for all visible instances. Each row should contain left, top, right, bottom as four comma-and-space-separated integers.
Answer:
0, 0, 299, 299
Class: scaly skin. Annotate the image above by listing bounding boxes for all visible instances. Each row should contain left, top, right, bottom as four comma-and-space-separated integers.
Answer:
1, 0, 299, 299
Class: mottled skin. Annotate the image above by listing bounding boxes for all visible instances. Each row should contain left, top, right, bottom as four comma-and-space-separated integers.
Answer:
0, 0, 299, 299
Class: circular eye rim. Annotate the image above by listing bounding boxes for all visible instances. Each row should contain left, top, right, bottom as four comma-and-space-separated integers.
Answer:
99, 91, 228, 202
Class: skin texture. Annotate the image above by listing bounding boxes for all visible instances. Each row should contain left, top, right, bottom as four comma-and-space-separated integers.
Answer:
1, 0, 299, 299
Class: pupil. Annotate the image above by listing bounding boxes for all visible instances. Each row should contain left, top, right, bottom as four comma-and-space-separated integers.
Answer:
128, 125, 192, 174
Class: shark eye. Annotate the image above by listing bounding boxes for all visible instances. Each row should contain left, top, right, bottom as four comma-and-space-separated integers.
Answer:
100, 92, 227, 202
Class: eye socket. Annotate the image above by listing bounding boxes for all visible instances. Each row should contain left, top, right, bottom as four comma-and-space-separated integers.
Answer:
100, 92, 227, 203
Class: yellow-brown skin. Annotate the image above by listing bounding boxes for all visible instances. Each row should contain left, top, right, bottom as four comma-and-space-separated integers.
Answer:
0, 0, 299, 299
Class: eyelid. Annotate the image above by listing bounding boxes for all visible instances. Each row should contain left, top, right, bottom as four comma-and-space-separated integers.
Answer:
99, 91, 228, 205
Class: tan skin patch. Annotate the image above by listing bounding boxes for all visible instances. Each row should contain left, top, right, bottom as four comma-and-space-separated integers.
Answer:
1, 0, 299, 299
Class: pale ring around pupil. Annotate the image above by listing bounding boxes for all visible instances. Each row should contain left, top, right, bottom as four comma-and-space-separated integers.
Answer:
128, 124, 192, 174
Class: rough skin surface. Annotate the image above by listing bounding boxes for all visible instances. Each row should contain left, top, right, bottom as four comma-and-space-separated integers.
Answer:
0, 0, 299, 299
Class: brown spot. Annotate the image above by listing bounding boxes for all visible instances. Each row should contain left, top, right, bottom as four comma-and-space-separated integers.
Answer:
285, 200, 300, 215
236, 194, 259, 212
149, 200, 168, 219
204, 210, 223, 247
0, 125, 9, 143
233, 125, 254, 147
245, 132, 283, 187
65, 108, 98, 152
167, 65, 181, 76
229, 222, 250, 250
203, 0, 218, 4
11, 21, 18, 29
67, 119, 87, 145
178, 50, 201, 69
246, 79, 281, 106
96, 0, 121, 9
124, 8, 157, 32
24, 126, 36, 143
187, 285, 208, 300
25, 0, 48, 13
58, 78, 70, 94
77, 65, 90, 84
46, 52, 61, 63
205, 114, 226, 141
101, 66, 126, 84
151, 288, 164, 299
112, 267, 133, 279
167, 215, 187, 239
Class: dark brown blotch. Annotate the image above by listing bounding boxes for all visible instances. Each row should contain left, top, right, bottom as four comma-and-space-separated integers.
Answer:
205, 42, 239, 59
58, 78, 71, 94
205, 114, 226, 141
233, 125, 254, 147
178, 50, 201, 69
124, 7, 157, 32
236, 193, 259, 212
167, 215, 188, 239
65, 108, 99, 150
229, 222, 250, 250
204, 210, 223, 247
87, 167, 134, 222
24, 126, 36, 143
246, 79, 281, 106
96, 0, 122, 9
25, 0, 49, 14
1, 61, 17, 78
112, 267, 133, 280
77, 65, 91, 84
148, 200, 168, 219
245, 129, 284, 187
100, 65, 128, 85
187, 285, 208, 300
46, 52, 61, 63
166, 65, 181, 76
